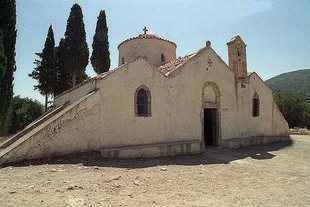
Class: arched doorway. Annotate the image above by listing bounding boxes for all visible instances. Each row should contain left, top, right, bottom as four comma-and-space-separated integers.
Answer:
201, 82, 220, 146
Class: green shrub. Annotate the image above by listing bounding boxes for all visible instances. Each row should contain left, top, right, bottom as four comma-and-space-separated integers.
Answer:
274, 92, 310, 128
0, 96, 43, 136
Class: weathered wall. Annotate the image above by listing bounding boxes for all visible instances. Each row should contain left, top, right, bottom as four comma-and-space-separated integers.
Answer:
272, 100, 289, 136
0, 92, 101, 165
118, 38, 176, 67
0, 44, 289, 165
166, 47, 239, 142
54, 78, 98, 107
96, 46, 242, 147
236, 73, 288, 138
97, 58, 175, 146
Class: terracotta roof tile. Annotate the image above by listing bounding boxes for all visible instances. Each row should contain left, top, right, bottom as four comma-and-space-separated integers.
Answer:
118, 34, 177, 49
157, 54, 196, 74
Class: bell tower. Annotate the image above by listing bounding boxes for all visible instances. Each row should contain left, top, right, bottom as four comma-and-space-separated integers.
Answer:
227, 36, 247, 78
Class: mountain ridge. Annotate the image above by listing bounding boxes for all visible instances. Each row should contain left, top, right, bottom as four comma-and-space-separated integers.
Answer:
265, 69, 310, 97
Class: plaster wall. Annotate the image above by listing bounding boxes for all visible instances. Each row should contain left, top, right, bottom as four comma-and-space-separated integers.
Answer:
0, 45, 289, 165
167, 47, 240, 142
54, 79, 97, 107
97, 48, 240, 148
97, 58, 176, 147
118, 38, 176, 67
0, 92, 101, 165
272, 101, 289, 136
236, 74, 288, 138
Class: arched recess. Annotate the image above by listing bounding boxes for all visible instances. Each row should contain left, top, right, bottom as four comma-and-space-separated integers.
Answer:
135, 85, 151, 117
252, 92, 260, 117
202, 81, 221, 107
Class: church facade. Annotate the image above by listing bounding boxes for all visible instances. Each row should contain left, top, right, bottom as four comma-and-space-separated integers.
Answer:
0, 29, 289, 165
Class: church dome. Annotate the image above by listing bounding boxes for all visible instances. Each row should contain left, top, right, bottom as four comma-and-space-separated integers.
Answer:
118, 27, 177, 67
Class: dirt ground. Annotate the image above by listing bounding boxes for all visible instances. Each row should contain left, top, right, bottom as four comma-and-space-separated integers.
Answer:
0, 135, 309, 207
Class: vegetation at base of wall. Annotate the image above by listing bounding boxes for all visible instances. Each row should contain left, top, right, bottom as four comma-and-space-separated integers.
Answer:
0, 0, 17, 129
63, 3, 89, 87
91, 10, 110, 74
0, 96, 43, 136
274, 92, 310, 128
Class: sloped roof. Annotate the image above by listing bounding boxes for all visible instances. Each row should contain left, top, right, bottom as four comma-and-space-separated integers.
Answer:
56, 46, 210, 99
54, 65, 123, 99
157, 54, 196, 75
227, 35, 246, 46
55, 57, 151, 99
118, 34, 177, 49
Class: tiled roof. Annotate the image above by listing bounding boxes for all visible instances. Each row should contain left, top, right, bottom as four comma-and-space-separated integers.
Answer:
118, 34, 177, 49
157, 53, 196, 75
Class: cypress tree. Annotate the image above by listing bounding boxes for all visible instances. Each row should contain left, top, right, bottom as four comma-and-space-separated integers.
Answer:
0, 0, 17, 127
91, 10, 110, 74
63, 4, 89, 86
29, 25, 57, 111
0, 30, 7, 78
54, 38, 71, 96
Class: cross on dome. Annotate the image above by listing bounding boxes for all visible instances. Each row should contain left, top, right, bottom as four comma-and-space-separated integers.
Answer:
143, 26, 148, 34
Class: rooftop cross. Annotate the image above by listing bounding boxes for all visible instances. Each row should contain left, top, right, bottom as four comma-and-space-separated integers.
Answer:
143, 26, 148, 34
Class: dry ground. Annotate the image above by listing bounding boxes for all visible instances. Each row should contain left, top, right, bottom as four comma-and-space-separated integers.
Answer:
0, 135, 309, 207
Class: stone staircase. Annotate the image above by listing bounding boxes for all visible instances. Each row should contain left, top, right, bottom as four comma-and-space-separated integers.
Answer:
0, 91, 99, 166
0, 102, 70, 151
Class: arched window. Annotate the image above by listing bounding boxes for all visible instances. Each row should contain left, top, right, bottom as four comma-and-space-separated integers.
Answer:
135, 86, 151, 117
252, 93, 260, 117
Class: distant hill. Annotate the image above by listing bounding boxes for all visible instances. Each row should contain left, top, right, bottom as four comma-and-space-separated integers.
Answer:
265, 69, 310, 98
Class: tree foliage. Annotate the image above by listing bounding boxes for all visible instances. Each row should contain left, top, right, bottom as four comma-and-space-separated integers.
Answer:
63, 3, 89, 86
54, 38, 71, 96
91, 10, 110, 74
266, 69, 310, 99
0, 96, 43, 136
274, 92, 310, 128
0, 29, 7, 78
0, 0, 17, 127
29, 25, 57, 111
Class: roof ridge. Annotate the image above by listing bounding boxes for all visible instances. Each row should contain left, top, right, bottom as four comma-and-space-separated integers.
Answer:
118, 33, 177, 49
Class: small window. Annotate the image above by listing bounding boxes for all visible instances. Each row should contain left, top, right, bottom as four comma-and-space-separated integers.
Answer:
135, 86, 151, 117
237, 48, 241, 56
252, 93, 260, 117
161, 54, 165, 62
121, 57, 125, 64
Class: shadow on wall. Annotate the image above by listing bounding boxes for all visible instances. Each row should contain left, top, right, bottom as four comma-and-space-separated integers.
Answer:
1, 140, 292, 169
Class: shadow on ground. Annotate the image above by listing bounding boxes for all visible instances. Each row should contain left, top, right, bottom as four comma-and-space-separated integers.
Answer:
2, 140, 293, 169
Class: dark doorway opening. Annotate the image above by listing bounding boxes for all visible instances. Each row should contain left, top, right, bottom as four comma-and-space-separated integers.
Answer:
204, 108, 217, 146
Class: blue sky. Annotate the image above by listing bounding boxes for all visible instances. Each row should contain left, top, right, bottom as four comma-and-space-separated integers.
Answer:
15, 0, 310, 103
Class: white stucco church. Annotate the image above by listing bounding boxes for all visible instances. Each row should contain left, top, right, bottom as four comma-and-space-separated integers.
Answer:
0, 28, 289, 165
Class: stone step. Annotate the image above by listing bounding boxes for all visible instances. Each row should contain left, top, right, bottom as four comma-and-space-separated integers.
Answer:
99, 140, 203, 159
